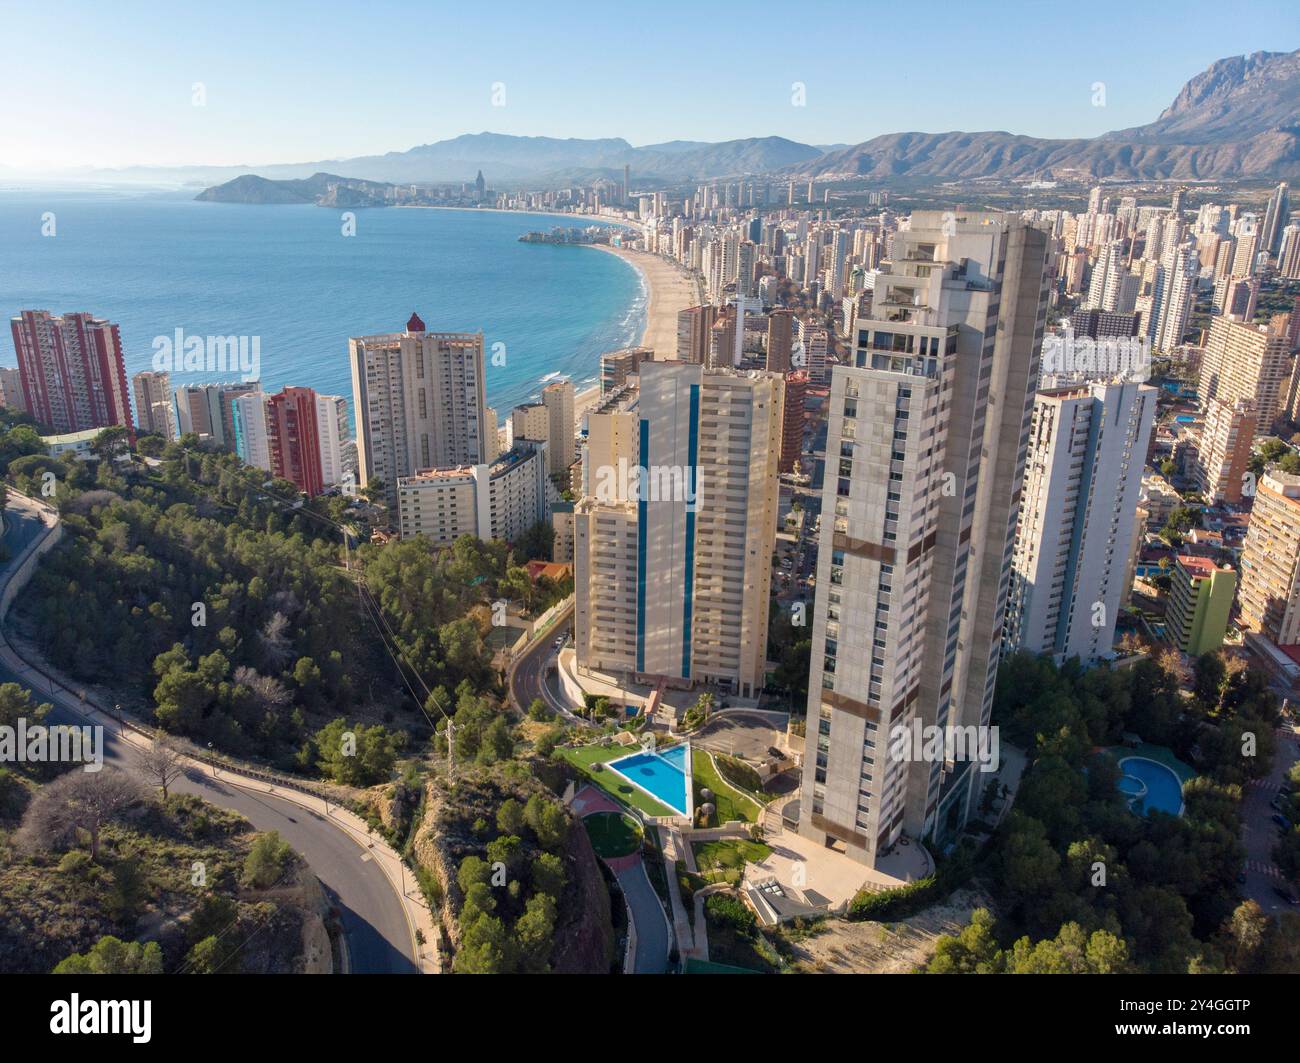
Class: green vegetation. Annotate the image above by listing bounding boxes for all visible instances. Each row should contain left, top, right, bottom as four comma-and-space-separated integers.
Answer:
53, 936, 164, 975
693, 752, 762, 825
14, 436, 534, 778
768, 600, 812, 710
850, 877, 940, 921
926, 651, 1295, 973
305, 717, 406, 785
426, 766, 579, 974
714, 753, 765, 795
1250, 438, 1300, 477
1159, 504, 1200, 547
558, 743, 675, 817
692, 838, 772, 885
0, 761, 313, 975
242, 830, 296, 889
682, 692, 713, 731
702, 893, 781, 973
927, 908, 1129, 973
583, 811, 642, 859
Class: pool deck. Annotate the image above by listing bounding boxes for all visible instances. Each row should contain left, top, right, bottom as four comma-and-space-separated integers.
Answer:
1103, 743, 1195, 816
1101, 742, 1195, 782
606, 742, 694, 821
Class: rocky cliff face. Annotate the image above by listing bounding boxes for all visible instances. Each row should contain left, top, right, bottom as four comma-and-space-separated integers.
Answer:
549, 816, 614, 974
412, 766, 613, 973
791, 49, 1300, 181
1106, 49, 1300, 144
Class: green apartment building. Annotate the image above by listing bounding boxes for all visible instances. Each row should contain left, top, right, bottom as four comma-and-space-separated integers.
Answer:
1167, 554, 1236, 656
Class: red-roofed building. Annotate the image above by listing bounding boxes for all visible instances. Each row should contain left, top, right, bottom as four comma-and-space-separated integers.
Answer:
526, 560, 572, 584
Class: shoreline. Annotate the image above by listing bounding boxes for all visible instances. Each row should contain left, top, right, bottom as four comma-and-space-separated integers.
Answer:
394, 203, 637, 229
570, 244, 700, 428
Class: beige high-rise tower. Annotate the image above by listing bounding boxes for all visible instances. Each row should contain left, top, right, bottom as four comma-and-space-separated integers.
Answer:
1238, 467, 1300, 647
542, 378, 575, 476
573, 361, 782, 698
1198, 317, 1294, 432
797, 212, 1048, 866
348, 313, 487, 510
132, 370, 177, 441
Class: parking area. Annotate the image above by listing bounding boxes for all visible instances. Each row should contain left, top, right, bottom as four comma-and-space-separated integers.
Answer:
692, 710, 790, 762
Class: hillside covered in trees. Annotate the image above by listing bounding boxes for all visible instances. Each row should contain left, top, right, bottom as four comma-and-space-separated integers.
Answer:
8, 433, 556, 778
925, 652, 1298, 973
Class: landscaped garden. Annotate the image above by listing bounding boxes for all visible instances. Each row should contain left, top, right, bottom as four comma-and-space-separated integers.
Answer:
691, 838, 773, 885
700, 893, 783, 973
583, 811, 642, 859
693, 752, 764, 826
558, 743, 676, 817
561, 740, 769, 826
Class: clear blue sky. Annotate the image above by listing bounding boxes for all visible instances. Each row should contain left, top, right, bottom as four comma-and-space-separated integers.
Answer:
3, 0, 1295, 170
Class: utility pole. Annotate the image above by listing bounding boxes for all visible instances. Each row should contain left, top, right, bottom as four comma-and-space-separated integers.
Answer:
446, 718, 455, 768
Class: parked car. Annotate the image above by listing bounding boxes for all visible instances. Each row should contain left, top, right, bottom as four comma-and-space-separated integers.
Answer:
1272, 813, 1292, 831
1272, 886, 1299, 905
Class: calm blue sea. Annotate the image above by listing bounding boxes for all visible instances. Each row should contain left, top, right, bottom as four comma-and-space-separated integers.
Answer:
0, 186, 645, 428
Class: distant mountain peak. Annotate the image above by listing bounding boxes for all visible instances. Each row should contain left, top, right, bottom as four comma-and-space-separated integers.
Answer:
788, 48, 1300, 183
1102, 47, 1300, 144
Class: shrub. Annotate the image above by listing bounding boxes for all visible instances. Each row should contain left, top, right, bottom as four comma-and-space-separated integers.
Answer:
716, 754, 762, 794
242, 830, 295, 889
847, 876, 937, 921
705, 893, 756, 934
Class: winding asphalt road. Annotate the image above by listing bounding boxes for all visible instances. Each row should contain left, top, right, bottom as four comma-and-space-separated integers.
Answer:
508, 601, 577, 720
0, 494, 418, 973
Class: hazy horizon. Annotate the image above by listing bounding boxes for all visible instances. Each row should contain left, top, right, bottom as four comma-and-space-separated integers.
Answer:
4, 0, 1296, 175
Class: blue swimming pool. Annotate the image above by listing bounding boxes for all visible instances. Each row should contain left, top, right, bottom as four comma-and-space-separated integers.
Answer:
608, 744, 691, 816
1119, 756, 1184, 816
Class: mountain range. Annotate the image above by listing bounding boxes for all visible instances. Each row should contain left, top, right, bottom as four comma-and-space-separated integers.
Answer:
78, 47, 1299, 197
791, 49, 1300, 183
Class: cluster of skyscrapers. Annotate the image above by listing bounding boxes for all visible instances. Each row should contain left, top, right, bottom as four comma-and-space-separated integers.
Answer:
6, 170, 1300, 875
348, 313, 554, 544
6, 310, 355, 497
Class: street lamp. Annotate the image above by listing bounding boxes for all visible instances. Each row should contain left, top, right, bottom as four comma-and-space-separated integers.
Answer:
208, 742, 218, 777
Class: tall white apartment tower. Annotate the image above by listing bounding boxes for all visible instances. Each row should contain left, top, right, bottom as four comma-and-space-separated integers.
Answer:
573, 361, 782, 698
314, 393, 351, 489
1155, 244, 1197, 352
348, 314, 487, 510
796, 211, 1048, 865
1086, 239, 1125, 312
1004, 381, 1156, 663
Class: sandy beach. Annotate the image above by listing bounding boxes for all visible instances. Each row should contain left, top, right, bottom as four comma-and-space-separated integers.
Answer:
572, 244, 701, 425
397, 204, 636, 230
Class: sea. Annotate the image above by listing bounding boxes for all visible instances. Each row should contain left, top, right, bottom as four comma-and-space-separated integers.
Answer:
0, 185, 646, 427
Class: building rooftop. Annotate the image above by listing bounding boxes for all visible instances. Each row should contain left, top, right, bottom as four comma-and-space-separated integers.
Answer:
41, 428, 101, 446
1176, 554, 1230, 579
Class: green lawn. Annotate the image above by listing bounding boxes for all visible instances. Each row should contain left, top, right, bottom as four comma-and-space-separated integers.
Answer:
693, 752, 764, 825
691, 838, 773, 885
560, 744, 676, 817
584, 811, 642, 859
